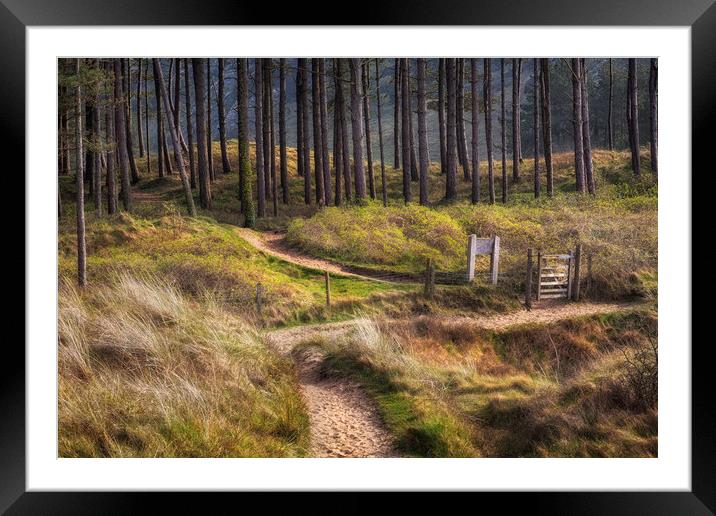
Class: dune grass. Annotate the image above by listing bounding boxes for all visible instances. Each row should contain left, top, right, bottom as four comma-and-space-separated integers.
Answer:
58, 272, 310, 457
304, 308, 657, 457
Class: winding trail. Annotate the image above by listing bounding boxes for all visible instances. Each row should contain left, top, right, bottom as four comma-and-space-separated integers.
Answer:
265, 300, 644, 458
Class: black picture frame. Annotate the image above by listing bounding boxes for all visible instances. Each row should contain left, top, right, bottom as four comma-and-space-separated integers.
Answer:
4, 0, 711, 513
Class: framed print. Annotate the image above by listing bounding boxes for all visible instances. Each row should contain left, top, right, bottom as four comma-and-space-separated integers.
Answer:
5, 0, 714, 512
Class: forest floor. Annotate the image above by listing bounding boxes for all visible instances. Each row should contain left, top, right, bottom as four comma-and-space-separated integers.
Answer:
264, 299, 643, 457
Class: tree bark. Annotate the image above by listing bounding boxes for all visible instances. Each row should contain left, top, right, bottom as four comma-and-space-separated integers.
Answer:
401, 58, 412, 202
136, 59, 145, 158
512, 58, 520, 182
319, 58, 332, 206
75, 59, 87, 287
152, 59, 196, 216
144, 59, 151, 176
105, 61, 117, 215
184, 59, 196, 189
254, 59, 266, 215
438, 58, 447, 176
539, 58, 553, 196
192, 58, 212, 209
279, 58, 289, 203
295, 59, 304, 197
571, 58, 586, 192
114, 59, 133, 211
649, 58, 658, 173
375, 58, 388, 207
93, 60, 102, 215
516, 58, 523, 163
456, 59, 471, 181
237, 58, 255, 227
333, 60, 343, 206
407, 61, 418, 182
627, 58, 641, 175
350, 59, 367, 199
484, 58, 495, 204
298, 59, 311, 205
122, 59, 140, 184
417, 58, 429, 206
362, 61, 375, 199
500, 58, 507, 204
580, 58, 595, 194
533, 59, 540, 199
393, 58, 401, 170
206, 59, 214, 181
311, 59, 325, 206
445, 58, 457, 201
471, 59, 480, 204
266, 61, 278, 216
153, 65, 165, 178
335, 59, 352, 202
218, 58, 231, 174
607, 58, 614, 151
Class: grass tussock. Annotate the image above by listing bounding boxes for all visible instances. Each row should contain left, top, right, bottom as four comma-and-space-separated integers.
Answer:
58, 272, 310, 457
308, 308, 657, 457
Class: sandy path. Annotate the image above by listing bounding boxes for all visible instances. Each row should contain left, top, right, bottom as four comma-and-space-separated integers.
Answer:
234, 228, 413, 283
265, 322, 397, 458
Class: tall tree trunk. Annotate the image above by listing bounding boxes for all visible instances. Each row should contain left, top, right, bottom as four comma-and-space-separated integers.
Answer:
93, 61, 102, 216
184, 59, 196, 188
218, 58, 231, 174
207, 59, 214, 181
153, 66, 165, 178
335, 59, 352, 202
350, 59, 367, 199
253, 59, 266, 215
627, 58, 641, 175
192, 58, 212, 209
75, 59, 87, 287
136, 59, 145, 158
484, 58, 495, 204
114, 59, 133, 211
122, 59, 140, 184
539, 58, 553, 196
161, 121, 173, 175
408, 63, 418, 183
267, 61, 278, 216
295, 59, 305, 203
375, 58, 388, 207
152, 59, 196, 216
173, 58, 186, 154
417, 58, 429, 206
516, 58, 523, 163
456, 59, 471, 181
237, 58, 255, 227
445, 58, 457, 201
649, 58, 658, 173
279, 58, 289, 203
471, 59, 480, 204
512, 58, 520, 183
333, 60, 343, 206
298, 59, 311, 205
311, 59, 325, 206
319, 59, 332, 206
571, 58, 586, 192
581, 59, 595, 194
105, 62, 117, 215
362, 61, 375, 199
393, 58, 401, 170
401, 58, 412, 202
84, 101, 94, 195
144, 59, 151, 176
438, 58, 447, 176
533, 58, 540, 199
500, 58, 507, 204
607, 58, 614, 151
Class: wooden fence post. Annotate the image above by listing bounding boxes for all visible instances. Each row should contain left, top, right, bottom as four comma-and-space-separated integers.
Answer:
324, 270, 331, 307
572, 244, 582, 301
424, 259, 434, 298
587, 254, 593, 297
490, 235, 500, 285
536, 249, 542, 301
466, 234, 476, 283
525, 248, 533, 310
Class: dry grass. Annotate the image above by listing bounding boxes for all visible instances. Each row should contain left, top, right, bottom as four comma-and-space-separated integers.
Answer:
310, 308, 657, 457
58, 271, 310, 457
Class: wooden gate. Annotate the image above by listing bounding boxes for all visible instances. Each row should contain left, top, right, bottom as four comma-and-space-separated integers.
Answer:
536, 251, 573, 300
